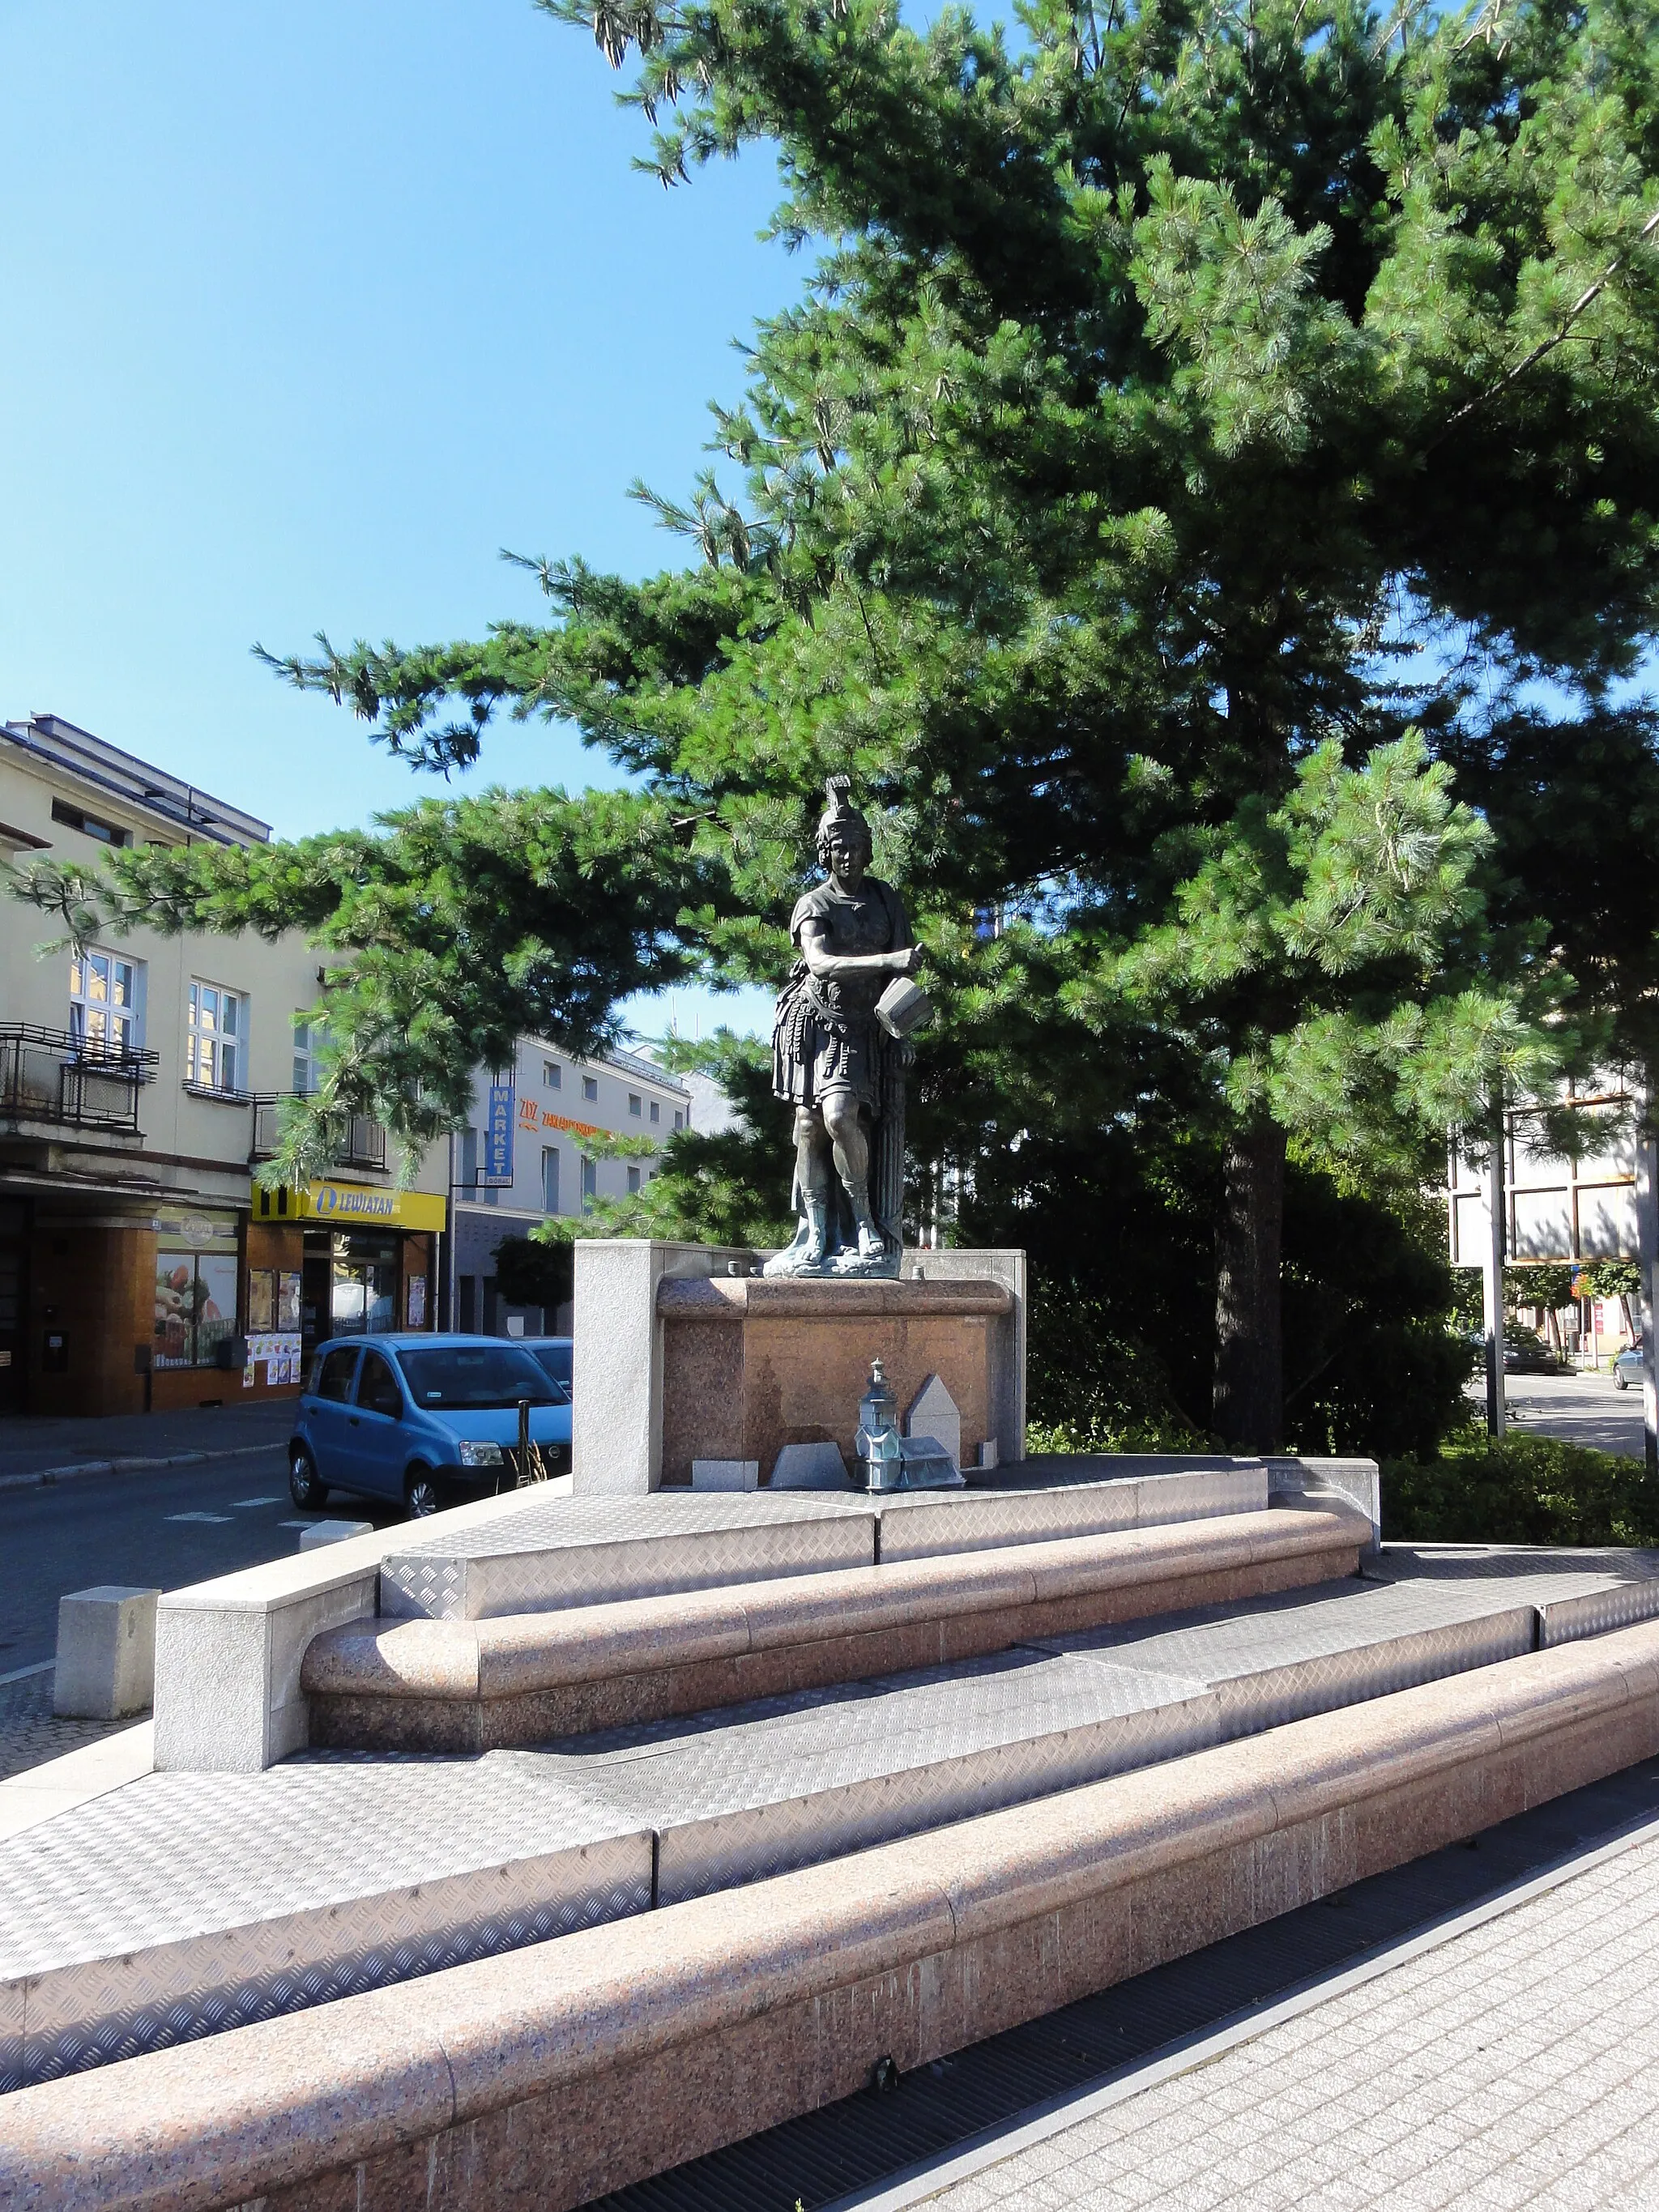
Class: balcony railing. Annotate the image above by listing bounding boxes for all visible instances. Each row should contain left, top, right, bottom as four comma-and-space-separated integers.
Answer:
251, 1095, 388, 1173
0, 1025, 157, 1135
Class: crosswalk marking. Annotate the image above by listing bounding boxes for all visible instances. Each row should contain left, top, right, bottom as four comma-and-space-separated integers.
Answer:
163, 1512, 233, 1524
226, 1497, 282, 1508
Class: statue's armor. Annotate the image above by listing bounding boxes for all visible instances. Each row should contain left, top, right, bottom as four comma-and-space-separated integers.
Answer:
773, 876, 911, 1117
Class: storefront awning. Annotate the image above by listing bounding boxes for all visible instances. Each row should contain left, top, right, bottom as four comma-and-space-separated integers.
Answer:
254, 1180, 447, 1232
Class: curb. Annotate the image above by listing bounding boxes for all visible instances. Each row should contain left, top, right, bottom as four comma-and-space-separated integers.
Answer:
0, 1438, 288, 1495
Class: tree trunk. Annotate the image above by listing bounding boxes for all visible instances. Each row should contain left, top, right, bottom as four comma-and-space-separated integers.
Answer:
1212, 1120, 1286, 1452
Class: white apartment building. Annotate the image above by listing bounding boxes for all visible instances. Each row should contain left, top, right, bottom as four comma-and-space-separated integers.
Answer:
448, 1037, 692, 1334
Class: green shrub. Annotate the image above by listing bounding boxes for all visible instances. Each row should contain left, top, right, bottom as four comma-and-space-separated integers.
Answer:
1026, 1409, 1206, 1456
1383, 1426, 1659, 1548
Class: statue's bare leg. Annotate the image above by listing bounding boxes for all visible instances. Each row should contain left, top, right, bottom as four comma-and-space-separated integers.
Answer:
823, 1093, 883, 1259
794, 1106, 832, 1261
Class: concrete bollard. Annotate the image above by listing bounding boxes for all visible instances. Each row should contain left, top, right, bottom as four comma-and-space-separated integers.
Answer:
298, 1519, 377, 1550
53, 1586, 161, 1720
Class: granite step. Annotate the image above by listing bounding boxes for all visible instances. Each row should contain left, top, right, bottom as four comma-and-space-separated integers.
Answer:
372, 1463, 1277, 1622
305, 1499, 1371, 1751
7, 1550, 1656, 2091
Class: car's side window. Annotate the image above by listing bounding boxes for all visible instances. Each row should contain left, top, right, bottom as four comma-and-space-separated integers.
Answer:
356, 1350, 403, 1418
313, 1347, 359, 1402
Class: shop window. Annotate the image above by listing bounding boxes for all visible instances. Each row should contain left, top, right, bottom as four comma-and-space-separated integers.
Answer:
327, 1233, 398, 1335
544, 1060, 561, 1090
582, 1075, 599, 1102
248, 1269, 301, 1333
582, 1156, 597, 1212
406, 1274, 427, 1328
649, 1100, 660, 1125
186, 981, 244, 1093
70, 948, 142, 1054
628, 1093, 642, 1118
626, 1165, 642, 1196
542, 1146, 561, 1214
155, 1248, 239, 1368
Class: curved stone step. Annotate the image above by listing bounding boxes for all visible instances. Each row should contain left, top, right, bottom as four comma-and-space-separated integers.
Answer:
9, 1613, 1659, 2210
10, 1549, 1648, 2098
304, 1500, 1370, 1750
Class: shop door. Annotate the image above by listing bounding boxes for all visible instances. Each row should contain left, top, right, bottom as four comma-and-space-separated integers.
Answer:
0, 1200, 25, 1414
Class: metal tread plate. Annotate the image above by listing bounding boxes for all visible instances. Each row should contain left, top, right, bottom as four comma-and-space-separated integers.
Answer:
6, 1553, 1657, 2091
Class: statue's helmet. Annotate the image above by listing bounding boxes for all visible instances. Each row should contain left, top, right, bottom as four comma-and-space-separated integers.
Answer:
816, 775, 872, 864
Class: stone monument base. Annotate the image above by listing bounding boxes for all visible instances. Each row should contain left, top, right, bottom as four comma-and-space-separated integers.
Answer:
571, 1241, 1026, 1494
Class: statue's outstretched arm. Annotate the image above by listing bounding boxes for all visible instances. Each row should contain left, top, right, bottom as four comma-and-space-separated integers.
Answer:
798, 920, 919, 982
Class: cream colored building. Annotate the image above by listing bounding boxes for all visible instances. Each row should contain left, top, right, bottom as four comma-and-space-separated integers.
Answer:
0, 714, 446, 1417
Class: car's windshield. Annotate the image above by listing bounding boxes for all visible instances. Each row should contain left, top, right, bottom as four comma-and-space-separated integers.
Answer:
399, 1345, 560, 1410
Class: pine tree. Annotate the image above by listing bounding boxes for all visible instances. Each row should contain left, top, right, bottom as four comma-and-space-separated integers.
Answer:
17, 0, 1659, 1446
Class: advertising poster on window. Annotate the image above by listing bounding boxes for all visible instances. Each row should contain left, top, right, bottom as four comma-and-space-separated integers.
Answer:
154, 1250, 239, 1367
407, 1274, 427, 1328
481, 1080, 515, 1185
248, 1269, 276, 1332
154, 1253, 196, 1366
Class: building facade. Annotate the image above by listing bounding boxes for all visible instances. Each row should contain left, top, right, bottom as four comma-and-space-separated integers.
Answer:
447, 1037, 692, 1335
0, 714, 446, 1417
1446, 1070, 1651, 1362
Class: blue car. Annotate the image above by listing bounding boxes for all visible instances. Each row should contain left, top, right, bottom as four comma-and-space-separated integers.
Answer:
289, 1333, 572, 1519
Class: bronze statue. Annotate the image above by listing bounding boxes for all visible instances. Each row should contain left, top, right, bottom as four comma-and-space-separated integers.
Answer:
765, 778, 930, 1279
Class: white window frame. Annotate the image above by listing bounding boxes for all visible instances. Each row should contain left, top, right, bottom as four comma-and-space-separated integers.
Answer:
626, 1164, 642, 1196
69, 948, 143, 1055
186, 980, 245, 1094
544, 1059, 561, 1090
292, 1014, 326, 1097
582, 1074, 599, 1102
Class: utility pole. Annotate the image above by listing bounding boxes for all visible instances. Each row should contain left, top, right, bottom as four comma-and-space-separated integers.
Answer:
1482, 1091, 1508, 1440
1639, 1080, 1657, 1481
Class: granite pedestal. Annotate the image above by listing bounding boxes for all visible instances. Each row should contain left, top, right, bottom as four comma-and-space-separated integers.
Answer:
570, 1240, 1027, 1494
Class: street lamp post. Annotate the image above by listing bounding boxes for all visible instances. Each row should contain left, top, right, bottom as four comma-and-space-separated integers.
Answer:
1482, 1092, 1508, 1442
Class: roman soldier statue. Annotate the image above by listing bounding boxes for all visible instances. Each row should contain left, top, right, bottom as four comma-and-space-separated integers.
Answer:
764, 778, 929, 1278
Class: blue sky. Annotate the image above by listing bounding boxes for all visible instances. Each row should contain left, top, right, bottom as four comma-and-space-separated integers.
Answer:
0, 2, 796, 1033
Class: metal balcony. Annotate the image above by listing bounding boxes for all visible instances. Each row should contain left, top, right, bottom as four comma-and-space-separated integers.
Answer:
0, 1025, 157, 1135
251, 1095, 387, 1173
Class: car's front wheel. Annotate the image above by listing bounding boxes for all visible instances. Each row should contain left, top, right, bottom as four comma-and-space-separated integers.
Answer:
1616, 1373, 1631, 1389
404, 1465, 442, 1519
289, 1446, 328, 1509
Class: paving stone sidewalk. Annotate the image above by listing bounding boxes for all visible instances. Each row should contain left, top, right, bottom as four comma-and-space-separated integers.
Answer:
0, 1667, 139, 1782
923, 1832, 1659, 2211
0, 1396, 296, 1485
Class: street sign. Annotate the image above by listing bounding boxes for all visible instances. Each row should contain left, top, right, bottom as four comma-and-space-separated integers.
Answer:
480, 1080, 516, 1186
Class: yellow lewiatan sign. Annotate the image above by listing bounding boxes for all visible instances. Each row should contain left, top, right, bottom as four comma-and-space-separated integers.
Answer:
258, 1181, 447, 1232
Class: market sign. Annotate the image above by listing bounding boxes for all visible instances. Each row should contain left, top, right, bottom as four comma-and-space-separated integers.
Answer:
254, 1181, 447, 1232
480, 1080, 515, 1186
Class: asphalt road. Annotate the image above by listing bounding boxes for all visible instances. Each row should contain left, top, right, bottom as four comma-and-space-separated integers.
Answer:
0, 1454, 399, 1674
1468, 1368, 1650, 1461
